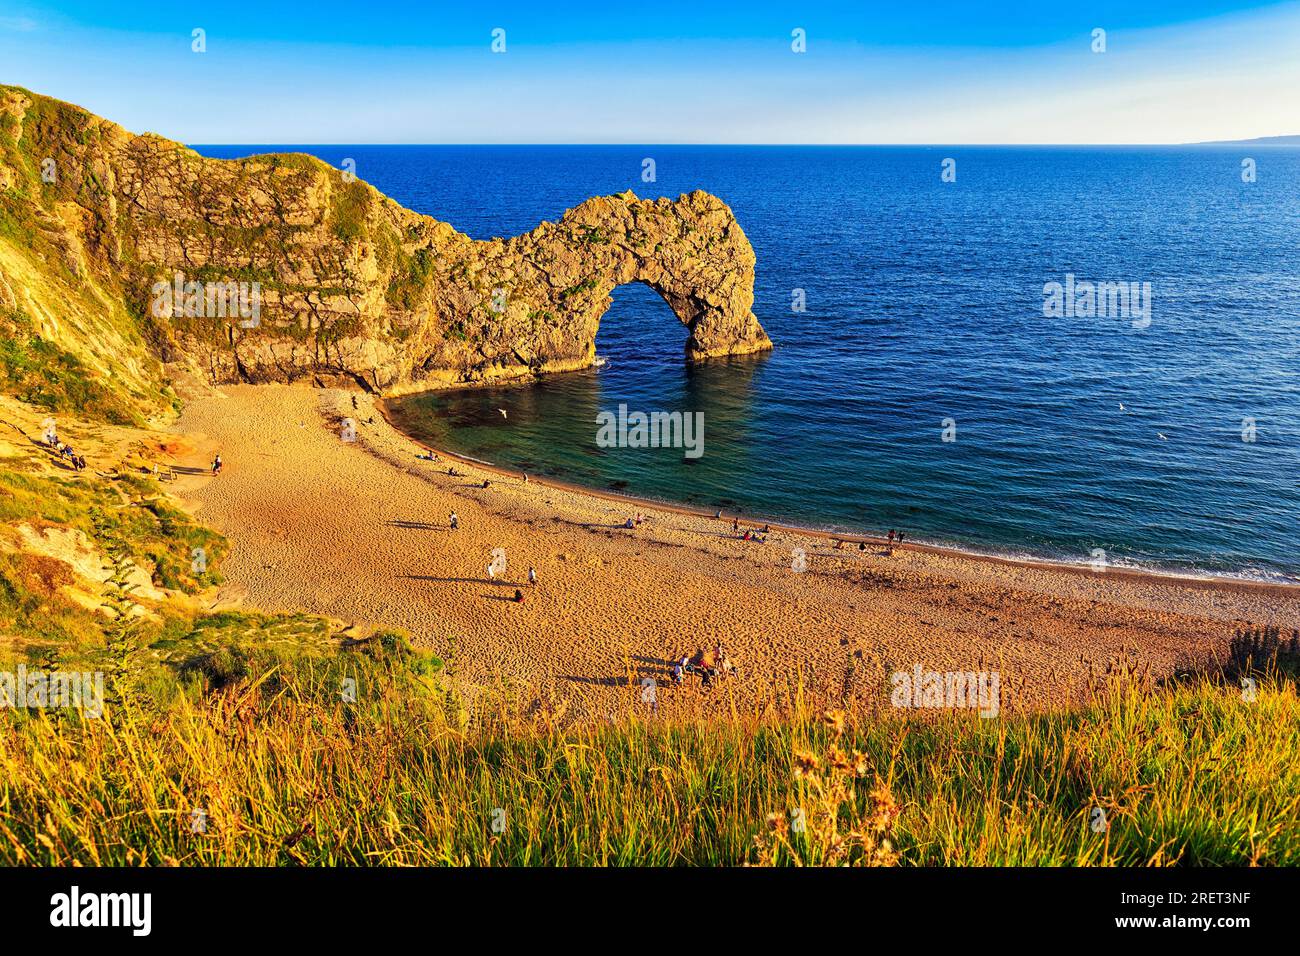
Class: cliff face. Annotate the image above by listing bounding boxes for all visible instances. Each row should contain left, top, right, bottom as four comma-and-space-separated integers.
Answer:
0, 86, 770, 401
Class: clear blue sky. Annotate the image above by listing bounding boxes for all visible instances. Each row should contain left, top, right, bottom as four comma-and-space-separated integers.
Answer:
2, 1, 1298, 143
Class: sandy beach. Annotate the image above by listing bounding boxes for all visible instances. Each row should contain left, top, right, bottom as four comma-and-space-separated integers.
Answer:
167, 383, 1300, 718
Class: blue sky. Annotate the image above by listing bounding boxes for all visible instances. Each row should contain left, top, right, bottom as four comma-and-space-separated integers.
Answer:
2, 1, 1298, 143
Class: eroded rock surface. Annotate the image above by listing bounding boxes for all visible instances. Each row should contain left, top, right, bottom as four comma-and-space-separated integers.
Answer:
0, 86, 771, 395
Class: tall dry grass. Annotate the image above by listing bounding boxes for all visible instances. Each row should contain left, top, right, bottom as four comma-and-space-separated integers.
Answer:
1, 645, 1295, 866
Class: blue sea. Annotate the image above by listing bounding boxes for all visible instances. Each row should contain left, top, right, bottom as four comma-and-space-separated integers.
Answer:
195, 145, 1300, 582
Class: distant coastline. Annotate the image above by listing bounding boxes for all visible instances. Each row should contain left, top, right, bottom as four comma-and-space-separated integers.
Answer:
1192, 134, 1300, 145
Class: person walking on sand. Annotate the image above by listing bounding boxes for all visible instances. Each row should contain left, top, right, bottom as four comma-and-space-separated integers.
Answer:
513, 588, 524, 603
449, 512, 459, 531
888, 529, 895, 545
897, 530, 905, 547
732, 517, 739, 534
211, 454, 222, 475
528, 567, 537, 586
487, 561, 497, 581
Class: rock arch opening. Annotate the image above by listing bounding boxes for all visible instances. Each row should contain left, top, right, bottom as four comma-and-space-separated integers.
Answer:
594, 282, 691, 368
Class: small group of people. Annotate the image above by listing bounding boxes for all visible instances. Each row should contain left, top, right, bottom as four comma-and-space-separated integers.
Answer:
623, 512, 648, 530
728, 516, 771, 543
671, 643, 736, 688
488, 560, 538, 583
51, 440, 87, 471
829, 528, 906, 554
497, 564, 537, 604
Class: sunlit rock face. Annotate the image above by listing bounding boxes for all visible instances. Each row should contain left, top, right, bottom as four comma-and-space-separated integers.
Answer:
0, 86, 771, 395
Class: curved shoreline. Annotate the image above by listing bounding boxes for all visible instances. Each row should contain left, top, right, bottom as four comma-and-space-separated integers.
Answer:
375, 398, 1300, 600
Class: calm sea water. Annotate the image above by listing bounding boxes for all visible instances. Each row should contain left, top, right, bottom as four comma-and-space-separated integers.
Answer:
196, 145, 1300, 582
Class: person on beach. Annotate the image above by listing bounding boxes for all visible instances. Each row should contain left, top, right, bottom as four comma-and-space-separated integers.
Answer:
523, 472, 529, 483
888, 529, 895, 545
672, 659, 685, 684
715, 510, 722, 520
211, 454, 222, 475
624, 517, 635, 529
897, 531, 905, 547
512, 589, 524, 603
487, 562, 497, 581
351, 395, 358, 410
449, 512, 459, 531
732, 517, 739, 534
482, 479, 491, 489
528, 567, 537, 586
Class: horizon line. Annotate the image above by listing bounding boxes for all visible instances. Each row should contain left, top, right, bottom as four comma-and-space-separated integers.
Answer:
186, 140, 1300, 149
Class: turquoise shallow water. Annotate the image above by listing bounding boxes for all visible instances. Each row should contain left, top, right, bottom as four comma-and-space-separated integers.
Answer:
196, 145, 1300, 582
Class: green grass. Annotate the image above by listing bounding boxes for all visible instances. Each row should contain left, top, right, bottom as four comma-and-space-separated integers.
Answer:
330, 177, 371, 244
0, 312, 142, 425
0, 465, 227, 649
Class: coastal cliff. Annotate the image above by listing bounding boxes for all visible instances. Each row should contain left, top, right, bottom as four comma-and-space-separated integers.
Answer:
0, 86, 770, 413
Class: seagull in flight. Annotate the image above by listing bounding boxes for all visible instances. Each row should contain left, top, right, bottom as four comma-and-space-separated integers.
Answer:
498, 409, 508, 419
1157, 432, 1168, 441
